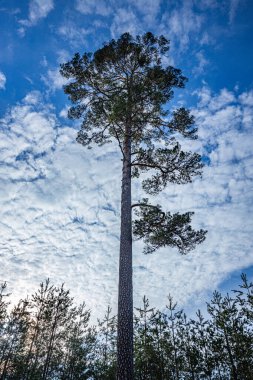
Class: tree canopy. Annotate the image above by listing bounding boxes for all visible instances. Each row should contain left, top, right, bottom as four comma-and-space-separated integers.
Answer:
0, 275, 252, 379
60, 32, 207, 256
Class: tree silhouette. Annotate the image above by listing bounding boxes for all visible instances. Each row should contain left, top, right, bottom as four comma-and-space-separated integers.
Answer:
0, 275, 252, 379
60, 32, 207, 379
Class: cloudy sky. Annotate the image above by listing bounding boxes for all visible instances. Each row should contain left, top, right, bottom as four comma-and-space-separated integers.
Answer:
0, 0, 253, 320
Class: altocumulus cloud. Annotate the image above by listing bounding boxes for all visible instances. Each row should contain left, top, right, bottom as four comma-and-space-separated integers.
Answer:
0, 84, 253, 319
132, 85, 253, 311
0, 91, 122, 314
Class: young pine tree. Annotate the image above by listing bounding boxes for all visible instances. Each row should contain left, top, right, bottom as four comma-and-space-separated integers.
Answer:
60, 32, 207, 379
207, 291, 239, 380
0, 299, 30, 379
93, 306, 117, 379
134, 296, 156, 379
61, 302, 92, 380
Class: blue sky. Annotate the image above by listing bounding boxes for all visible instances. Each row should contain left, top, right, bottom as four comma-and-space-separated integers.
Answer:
0, 0, 253, 320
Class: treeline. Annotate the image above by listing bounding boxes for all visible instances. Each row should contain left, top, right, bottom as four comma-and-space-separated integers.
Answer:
0, 275, 252, 380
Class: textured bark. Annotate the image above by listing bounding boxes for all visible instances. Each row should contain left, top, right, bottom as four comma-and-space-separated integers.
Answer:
117, 129, 133, 380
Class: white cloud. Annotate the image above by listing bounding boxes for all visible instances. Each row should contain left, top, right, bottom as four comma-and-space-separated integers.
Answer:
199, 31, 215, 46
196, 87, 236, 111
128, 0, 161, 24
1, 87, 253, 320
57, 24, 92, 47
0, 70, 6, 90
0, 92, 56, 167
110, 8, 140, 38
59, 106, 69, 119
0, 92, 122, 318
19, 0, 54, 34
75, 0, 111, 16
23, 90, 42, 105
161, 2, 204, 51
42, 68, 69, 91
193, 51, 209, 75
239, 90, 253, 106
136, 86, 253, 309
56, 49, 71, 65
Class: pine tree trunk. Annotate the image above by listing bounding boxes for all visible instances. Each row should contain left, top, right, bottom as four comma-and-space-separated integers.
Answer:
117, 129, 133, 380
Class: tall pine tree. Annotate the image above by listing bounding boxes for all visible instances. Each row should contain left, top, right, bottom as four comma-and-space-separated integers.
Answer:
60, 32, 207, 379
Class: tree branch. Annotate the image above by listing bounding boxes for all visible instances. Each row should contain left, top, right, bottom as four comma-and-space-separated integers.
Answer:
131, 162, 168, 174
131, 203, 165, 221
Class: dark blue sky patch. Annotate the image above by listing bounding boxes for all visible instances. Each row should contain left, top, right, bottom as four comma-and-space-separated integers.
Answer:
72, 215, 84, 224
204, 142, 219, 154
201, 155, 211, 166
15, 149, 48, 162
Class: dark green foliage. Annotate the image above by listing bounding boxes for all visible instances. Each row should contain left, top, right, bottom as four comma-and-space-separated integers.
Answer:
0, 280, 94, 380
60, 32, 207, 256
207, 289, 253, 380
0, 299, 30, 379
134, 296, 157, 378
93, 306, 117, 379
60, 33, 187, 149
132, 142, 203, 194
61, 303, 93, 380
0, 274, 252, 379
133, 199, 206, 254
